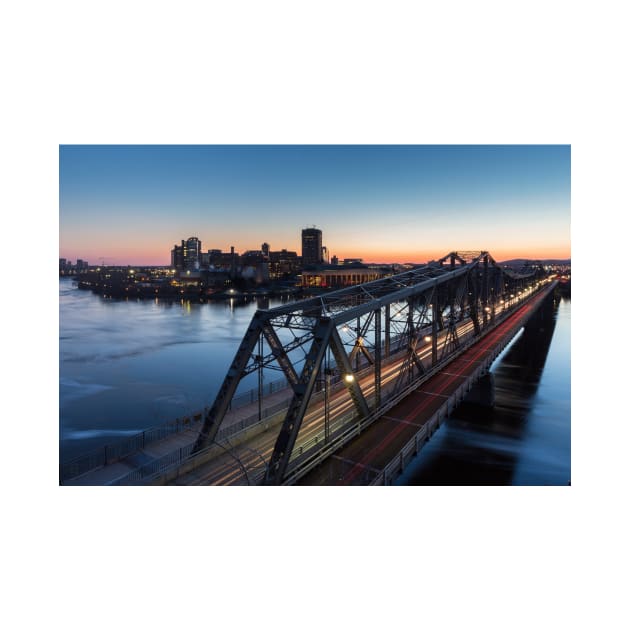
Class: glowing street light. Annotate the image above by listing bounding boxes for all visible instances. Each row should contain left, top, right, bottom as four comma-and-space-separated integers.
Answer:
344, 374, 355, 384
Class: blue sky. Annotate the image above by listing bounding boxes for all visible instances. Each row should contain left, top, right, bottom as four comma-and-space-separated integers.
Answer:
59, 145, 570, 264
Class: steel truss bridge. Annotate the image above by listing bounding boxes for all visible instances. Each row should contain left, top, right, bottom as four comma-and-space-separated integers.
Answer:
187, 250, 549, 485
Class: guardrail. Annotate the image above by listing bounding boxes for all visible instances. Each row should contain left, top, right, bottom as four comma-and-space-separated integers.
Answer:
61, 337, 409, 483
281, 282, 555, 485
60, 414, 203, 482
65, 282, 554, 485
369, 290, 552, 485
60, 345, 386, 483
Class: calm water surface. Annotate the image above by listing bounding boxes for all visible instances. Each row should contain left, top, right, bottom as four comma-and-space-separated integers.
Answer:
395, 294, 571, 485
60, 278, 570, 485
59, 278, 289, 462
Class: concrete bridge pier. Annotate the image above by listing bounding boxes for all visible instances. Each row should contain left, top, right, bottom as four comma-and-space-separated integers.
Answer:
464, 372, 495, 407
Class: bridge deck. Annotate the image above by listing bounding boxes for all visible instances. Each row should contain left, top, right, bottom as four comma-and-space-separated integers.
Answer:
63, 284, 554, 486
297, 286, 551, 485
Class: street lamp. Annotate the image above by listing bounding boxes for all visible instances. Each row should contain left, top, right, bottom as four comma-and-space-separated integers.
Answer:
344, 373, 355, 384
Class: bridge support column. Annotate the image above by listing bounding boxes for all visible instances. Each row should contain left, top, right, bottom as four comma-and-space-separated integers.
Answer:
464, 373, 495, 408
374, 308, 381, 408
384, 304, 391, 358
431, 296, 438, 366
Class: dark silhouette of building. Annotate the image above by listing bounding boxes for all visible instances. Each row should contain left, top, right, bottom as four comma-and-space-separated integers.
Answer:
269, 249, 300, 279
171, 237, 202, 271
302, 227, 323, 265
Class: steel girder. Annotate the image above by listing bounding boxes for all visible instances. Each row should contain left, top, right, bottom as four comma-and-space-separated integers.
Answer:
192, 251, 546, 482
192, 311, 267, 452
263, 318, 334, 484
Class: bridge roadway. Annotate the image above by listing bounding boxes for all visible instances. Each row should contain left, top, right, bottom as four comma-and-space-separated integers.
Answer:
299, 284, 554, 484
165, 282, 556, 485
62, 281, 554, 485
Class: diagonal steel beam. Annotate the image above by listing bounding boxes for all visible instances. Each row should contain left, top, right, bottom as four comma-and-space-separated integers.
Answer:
263, 318, 334, 485
329, 326, 370, 419
261, 322, 299, 389
410, 344, 426, 375
192, 311, 267, 453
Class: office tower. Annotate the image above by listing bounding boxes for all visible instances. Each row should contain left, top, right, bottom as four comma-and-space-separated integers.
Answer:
171, 244, 183, 269
183, 237, 201, 270
301, 227, 323, 266
171, 237, 201, 271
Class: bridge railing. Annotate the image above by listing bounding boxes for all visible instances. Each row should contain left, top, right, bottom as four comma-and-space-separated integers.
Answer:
281, 283, 555, 485
61, 323, 419, 484
64, 282, 553, 485
59, 414, 204, 483
105, 362, 387, 485
370, 288, 556, 485
109, 443, 198, 485
106, 291, 532, 486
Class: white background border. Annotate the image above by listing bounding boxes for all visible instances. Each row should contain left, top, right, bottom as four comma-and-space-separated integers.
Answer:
3, 1, 627, 629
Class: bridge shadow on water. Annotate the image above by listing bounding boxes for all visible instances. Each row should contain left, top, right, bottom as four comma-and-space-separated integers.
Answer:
396, 293, 564, 486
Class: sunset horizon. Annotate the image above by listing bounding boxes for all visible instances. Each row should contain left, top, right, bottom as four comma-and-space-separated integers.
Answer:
60, 145, 570, 267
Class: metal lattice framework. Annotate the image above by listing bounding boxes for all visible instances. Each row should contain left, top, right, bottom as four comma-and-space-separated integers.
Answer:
192, 251, 545, 484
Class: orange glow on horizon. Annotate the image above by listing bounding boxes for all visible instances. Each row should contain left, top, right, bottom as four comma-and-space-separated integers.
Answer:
333, 246, 571, 264
61, 243, 571, 267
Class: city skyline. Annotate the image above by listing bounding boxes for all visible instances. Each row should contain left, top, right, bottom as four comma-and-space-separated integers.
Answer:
59, 145, 571, 266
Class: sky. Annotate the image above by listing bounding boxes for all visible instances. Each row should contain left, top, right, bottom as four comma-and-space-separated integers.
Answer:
12, 1, 630, 625
59, 145, 571, 265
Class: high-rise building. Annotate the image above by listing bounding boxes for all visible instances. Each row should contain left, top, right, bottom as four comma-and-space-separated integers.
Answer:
171, 237, 202, 270
261, 242, 270, 257
301, 227, 323, 266
171, 244, 183, 269
183, 237, 201, 270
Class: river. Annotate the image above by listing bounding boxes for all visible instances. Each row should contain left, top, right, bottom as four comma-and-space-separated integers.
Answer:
59, 278, 570, 484
59, 277, 289, 462
395, 292, 571, 485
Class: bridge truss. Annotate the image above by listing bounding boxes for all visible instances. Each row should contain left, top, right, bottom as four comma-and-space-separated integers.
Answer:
192, 251, 545, 484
